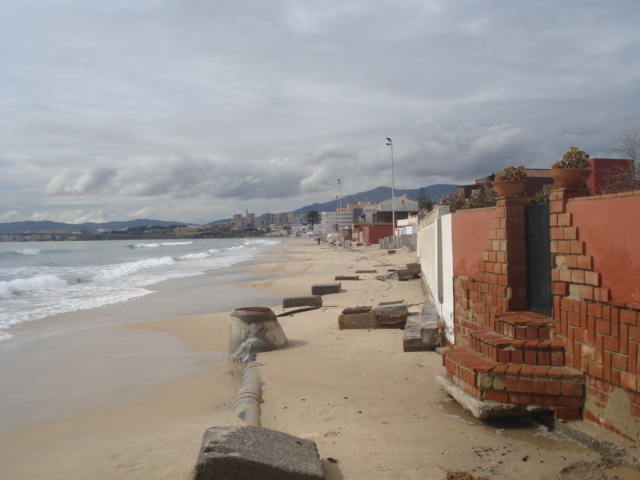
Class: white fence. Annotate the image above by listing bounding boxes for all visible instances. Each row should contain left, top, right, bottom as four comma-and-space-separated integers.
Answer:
416, 206, 455, 343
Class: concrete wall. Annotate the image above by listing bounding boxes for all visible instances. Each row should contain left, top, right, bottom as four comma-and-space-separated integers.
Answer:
417, 206, 455, 343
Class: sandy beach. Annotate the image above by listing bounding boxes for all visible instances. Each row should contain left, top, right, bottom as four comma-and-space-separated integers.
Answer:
0, 238, 615, 479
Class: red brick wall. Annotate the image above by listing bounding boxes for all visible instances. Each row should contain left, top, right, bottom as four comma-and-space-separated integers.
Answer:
551, 189, 640, 443
452, 207, 497, 278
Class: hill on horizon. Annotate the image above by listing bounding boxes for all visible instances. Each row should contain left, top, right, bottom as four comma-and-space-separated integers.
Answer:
0, 219, 194, 234
294, 184, 457, 213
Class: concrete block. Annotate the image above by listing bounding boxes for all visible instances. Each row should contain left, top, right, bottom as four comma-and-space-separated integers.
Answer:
355, 269, 377, 274
282, 296, 322, 308
193, 425, 324, 480
397, 269, 414, 281
388, 250, 397, 254
402, 305, 440, 351
311, 283, 341, 295
406, 263, 421, 275
338, 306, 377, 329
335, 275, 359, 281
229, 307, 288, 363
355, 242, 363, 246
373, 301, 408, 329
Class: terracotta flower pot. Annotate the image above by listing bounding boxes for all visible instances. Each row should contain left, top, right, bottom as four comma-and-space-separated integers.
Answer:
491, 179, 528, 197
550, 168, 592, 189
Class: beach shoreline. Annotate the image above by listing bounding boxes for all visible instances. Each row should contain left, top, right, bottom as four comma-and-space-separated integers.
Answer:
0, 238, 605, 479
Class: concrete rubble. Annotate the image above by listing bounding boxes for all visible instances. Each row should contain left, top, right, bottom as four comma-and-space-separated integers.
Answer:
193, 425, 324, 480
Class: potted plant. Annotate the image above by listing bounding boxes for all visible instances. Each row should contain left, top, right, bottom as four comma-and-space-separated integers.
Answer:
491, 165, 528, 197
550, 146, 593, 189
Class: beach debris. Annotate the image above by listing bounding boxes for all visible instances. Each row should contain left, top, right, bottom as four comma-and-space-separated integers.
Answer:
355, 269, 377, 273
338, 306, 376, 330
193, 426, 324, 480
277, 306, 321, 317
403, 304, 441, 352
443, 470, 489, 480
311, 283, 341, 295
334, 275, 360, 281
372, 300, 409, 329
326, 457, 339, 463
229, 307, 288, 363
282, 296, 322, 309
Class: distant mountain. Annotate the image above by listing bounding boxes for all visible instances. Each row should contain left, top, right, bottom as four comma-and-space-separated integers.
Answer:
0, 219, 195, 234
294, 184, 457, 213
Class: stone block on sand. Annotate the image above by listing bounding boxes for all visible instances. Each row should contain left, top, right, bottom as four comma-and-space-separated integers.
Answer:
403, 305, 440, 352
338, 306, 376, 330
334, 275, 359, 281
311, 283, 341, 295
193, 425, 324, 480
229, 307, 288, 363
397, 269, 414, 281
372, 300, 408, 329
355, 269, 376, 274
387, 250, 397, 254
282, 296, 323, 308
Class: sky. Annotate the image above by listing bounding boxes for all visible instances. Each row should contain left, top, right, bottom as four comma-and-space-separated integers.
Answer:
1, 0, 639, 225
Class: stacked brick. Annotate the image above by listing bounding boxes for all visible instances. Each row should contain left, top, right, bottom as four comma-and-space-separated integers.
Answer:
453, 197, 530, 345
445, 195, 585, 420
549, 189, 640, 441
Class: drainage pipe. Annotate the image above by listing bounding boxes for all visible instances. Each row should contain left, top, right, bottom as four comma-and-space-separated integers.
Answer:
230, 359, 263, 427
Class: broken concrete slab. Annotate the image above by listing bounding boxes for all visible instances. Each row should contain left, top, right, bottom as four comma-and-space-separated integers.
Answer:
387, 250, 397, 254
435, 371, 551, 419
406, 263, 421, 276
193, 425, 324, 480
397, 269, 414, 281
338, 306, 376, 330
372, 300, 408, 329
229, 307, 288, 363
282, 296, 323, 309
403, 305, 440, 351
311, 283, 341, 295
334, 275, 359, 281
354, 269, 377, 274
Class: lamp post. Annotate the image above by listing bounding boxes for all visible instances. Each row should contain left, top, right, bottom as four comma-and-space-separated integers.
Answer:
386, 138, 395, 244
337, 179, 342, 241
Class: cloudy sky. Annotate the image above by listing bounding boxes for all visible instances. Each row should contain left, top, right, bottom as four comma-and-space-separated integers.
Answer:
1, 0, 639, 224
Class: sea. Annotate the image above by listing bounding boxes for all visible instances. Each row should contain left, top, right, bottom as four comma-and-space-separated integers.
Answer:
0, 237, 281, 341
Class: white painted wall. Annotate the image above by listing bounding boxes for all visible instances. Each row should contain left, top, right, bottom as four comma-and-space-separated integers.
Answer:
417, 206, 455, 343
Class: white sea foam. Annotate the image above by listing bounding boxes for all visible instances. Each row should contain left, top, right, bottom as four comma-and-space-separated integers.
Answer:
17, 248, 42, 256
0, 274, 68, 299
180, 252, 209, 260
133, 243, 161, 248
95, 256, 175, 280
161, 241, 193, 246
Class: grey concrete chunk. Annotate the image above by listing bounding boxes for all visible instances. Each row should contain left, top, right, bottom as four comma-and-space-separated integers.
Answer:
397, 269, 414, 281
193, 425, 324, 480
311, 283, 341, 295
403, 305, 441, 351
229, 307, 288, 363
334, 275, 359, 281
406, 263, 421, 275
354, 269, 377, 274
283, 296, 323, 308
387, 250, 397, 254
339, 306, 377, 329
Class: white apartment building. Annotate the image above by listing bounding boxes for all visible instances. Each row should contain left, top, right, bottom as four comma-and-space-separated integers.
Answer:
320, 211, 355, 233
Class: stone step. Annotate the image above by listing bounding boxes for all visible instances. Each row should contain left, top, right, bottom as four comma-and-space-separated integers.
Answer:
493, 312, 553, 340
442, 346, 585, 414
402, 305, 440, 352
470, 329, 565, 365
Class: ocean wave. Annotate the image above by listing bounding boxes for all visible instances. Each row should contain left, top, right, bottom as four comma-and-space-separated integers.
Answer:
161, 241, 193, 246
180, 252, 210, 260
0, 274, 68, 299
0, 248, 42, 257
132, 243, 161, 248
94, 256, 175, 280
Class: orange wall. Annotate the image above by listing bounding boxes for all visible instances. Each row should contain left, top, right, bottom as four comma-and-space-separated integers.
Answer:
452, 207, 497, 278
567, 194, 640, 304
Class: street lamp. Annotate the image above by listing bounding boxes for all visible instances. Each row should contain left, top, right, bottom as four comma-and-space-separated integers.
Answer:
337, 179, 342, 241
386, 138, 395, 242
